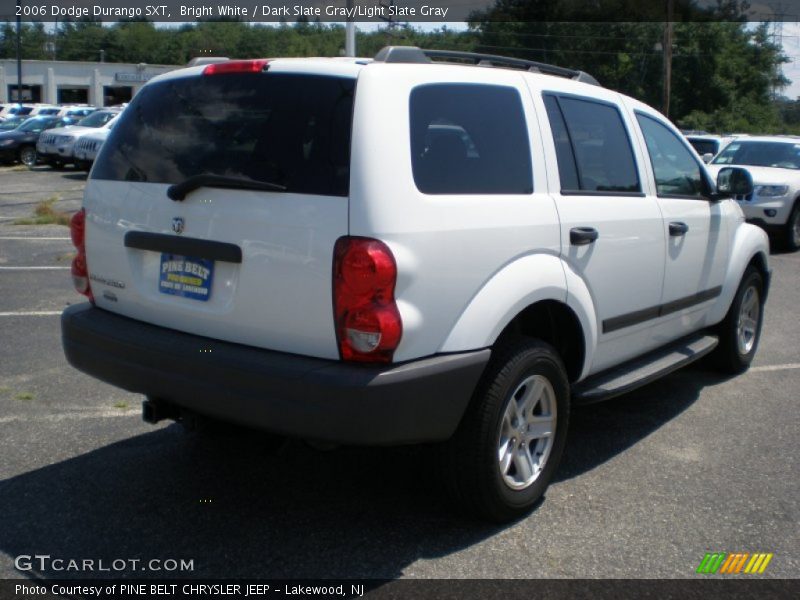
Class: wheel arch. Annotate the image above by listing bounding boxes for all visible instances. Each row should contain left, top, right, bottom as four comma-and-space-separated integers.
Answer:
707, 222, 771, 325
439, 253, 595, 382
496, 300, 586, 383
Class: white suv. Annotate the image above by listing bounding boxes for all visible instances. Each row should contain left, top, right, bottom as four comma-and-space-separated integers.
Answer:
706, 135, 800, 250
37, 109, 119, 168
61, 47, 770, 522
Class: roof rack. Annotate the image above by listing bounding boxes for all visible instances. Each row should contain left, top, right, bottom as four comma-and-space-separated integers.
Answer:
373, 46, 600, 86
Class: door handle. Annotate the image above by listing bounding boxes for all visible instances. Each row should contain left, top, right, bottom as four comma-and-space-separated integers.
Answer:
570, 227, 599, 246
669, 221, 689, 236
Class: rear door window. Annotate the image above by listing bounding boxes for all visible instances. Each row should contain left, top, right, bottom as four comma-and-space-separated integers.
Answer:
544, 93, 641, 194
92, 73, 355, 197
409, 84, 533, 194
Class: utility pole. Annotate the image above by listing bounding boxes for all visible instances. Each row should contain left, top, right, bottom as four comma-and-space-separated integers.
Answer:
379, 0, 398, 44
662, 0, 674, 117
345, 0, 356, 57
16, 0, 23, 102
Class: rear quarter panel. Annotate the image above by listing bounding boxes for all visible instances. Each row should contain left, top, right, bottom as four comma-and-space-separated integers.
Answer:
349, 64, 564, 362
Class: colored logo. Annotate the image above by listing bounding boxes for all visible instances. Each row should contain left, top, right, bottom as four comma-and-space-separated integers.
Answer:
696, 552, 773, 574
172, 217, 185, 235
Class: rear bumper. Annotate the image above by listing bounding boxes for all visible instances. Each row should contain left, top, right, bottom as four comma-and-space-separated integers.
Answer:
61, 304, 490, 445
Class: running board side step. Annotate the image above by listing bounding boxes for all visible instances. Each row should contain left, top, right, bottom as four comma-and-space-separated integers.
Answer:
572, 333, 719, 405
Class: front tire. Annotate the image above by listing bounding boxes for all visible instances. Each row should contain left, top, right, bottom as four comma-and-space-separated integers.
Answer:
442, 338, 570, 522
712, 266, 764, 374
18, 146, 37, 167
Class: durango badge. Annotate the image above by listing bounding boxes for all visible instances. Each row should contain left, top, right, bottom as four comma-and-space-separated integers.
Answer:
172, 217, 185, 235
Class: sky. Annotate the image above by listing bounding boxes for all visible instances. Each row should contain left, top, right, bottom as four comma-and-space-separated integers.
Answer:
777, 22, 800, 98
31, 19, 800, 98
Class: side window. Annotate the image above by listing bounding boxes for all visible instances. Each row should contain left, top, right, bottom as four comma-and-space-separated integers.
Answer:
636, 113, 706, 198
544, 94, 641, 193
409, 84, 533, 194
543, 95, 580, 191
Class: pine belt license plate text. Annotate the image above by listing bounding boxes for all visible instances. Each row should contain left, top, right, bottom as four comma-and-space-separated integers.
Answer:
159, 254, 214, 301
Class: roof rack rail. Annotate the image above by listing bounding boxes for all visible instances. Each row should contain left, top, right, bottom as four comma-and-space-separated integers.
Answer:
373, 46, 600, 86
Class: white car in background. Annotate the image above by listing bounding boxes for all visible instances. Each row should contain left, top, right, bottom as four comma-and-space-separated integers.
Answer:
73, 125, 113, 171
37, 109, 119, 168
57, 105, 96, 120
685, 133, 736, 163
707, 136, 800, 250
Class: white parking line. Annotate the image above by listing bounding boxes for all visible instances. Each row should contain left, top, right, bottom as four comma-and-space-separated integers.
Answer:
0, 311, 62, 317
0, 409, 139, 424
750, 363, 800, 372
0, 266, 70, 270
0, 236, 71, 241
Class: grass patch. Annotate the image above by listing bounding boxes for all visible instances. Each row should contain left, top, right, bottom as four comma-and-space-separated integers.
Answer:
56, 251, 76, 262
9, 165, 29, 172
14, 195, 71, 226
0, 387, 10, 395
15, 392, 34, 401
113, 401, 129, 409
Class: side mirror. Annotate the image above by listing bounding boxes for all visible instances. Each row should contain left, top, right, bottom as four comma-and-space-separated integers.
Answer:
716, 166, 753, 197
702, 153, 713, 163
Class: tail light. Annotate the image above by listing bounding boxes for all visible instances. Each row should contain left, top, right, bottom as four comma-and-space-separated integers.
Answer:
70, 208, 93, 302
333, 237, 402, 363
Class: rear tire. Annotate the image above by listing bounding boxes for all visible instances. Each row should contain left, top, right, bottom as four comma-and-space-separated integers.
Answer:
441, 337, 570, 522
711, 266, 764, 374
785, 202, 800, 251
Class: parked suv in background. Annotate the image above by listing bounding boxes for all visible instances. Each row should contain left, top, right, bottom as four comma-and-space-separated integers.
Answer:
61, 47, 769, 522
706, 136, 800, 250
685, 133, 735, 163
73, 123, 116, 171
37, 109, 120, 168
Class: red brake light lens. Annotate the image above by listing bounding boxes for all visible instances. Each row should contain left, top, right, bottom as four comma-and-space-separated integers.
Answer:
69, 208, 93, 302
70, 207, 85, 248
203, 59, 270, 76
333, 237, 402, 363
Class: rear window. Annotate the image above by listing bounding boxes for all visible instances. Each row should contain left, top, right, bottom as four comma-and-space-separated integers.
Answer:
409, 84, 533, 194
544, 93, 640, 194
92, 73, 355, 197
688, 138, 719, 156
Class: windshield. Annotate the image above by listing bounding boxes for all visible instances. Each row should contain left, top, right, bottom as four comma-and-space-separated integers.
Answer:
77, 111, 117, 128
712, 141, 800, 170
0, 117, 23, 130
92, 72, 355, 197
18, 117, 56, 132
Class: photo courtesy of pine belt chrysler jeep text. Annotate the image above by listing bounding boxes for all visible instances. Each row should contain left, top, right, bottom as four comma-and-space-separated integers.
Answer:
61, 47, 770, 522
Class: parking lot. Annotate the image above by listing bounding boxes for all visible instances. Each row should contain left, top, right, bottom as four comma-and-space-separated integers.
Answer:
0, 165, 797, 580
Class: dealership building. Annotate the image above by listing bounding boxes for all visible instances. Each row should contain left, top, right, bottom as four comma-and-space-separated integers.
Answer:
0, 59, 180, 106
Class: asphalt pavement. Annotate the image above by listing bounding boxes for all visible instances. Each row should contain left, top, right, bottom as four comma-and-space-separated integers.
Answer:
0, 165, 797, 581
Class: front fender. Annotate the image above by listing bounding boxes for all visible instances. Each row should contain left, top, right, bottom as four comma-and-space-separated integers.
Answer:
439, 253, 597, 379
706, 221, 770, 325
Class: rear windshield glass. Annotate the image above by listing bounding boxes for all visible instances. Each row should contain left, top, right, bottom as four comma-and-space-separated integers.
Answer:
92, 73, 355, 197
688, 139, 719, 156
